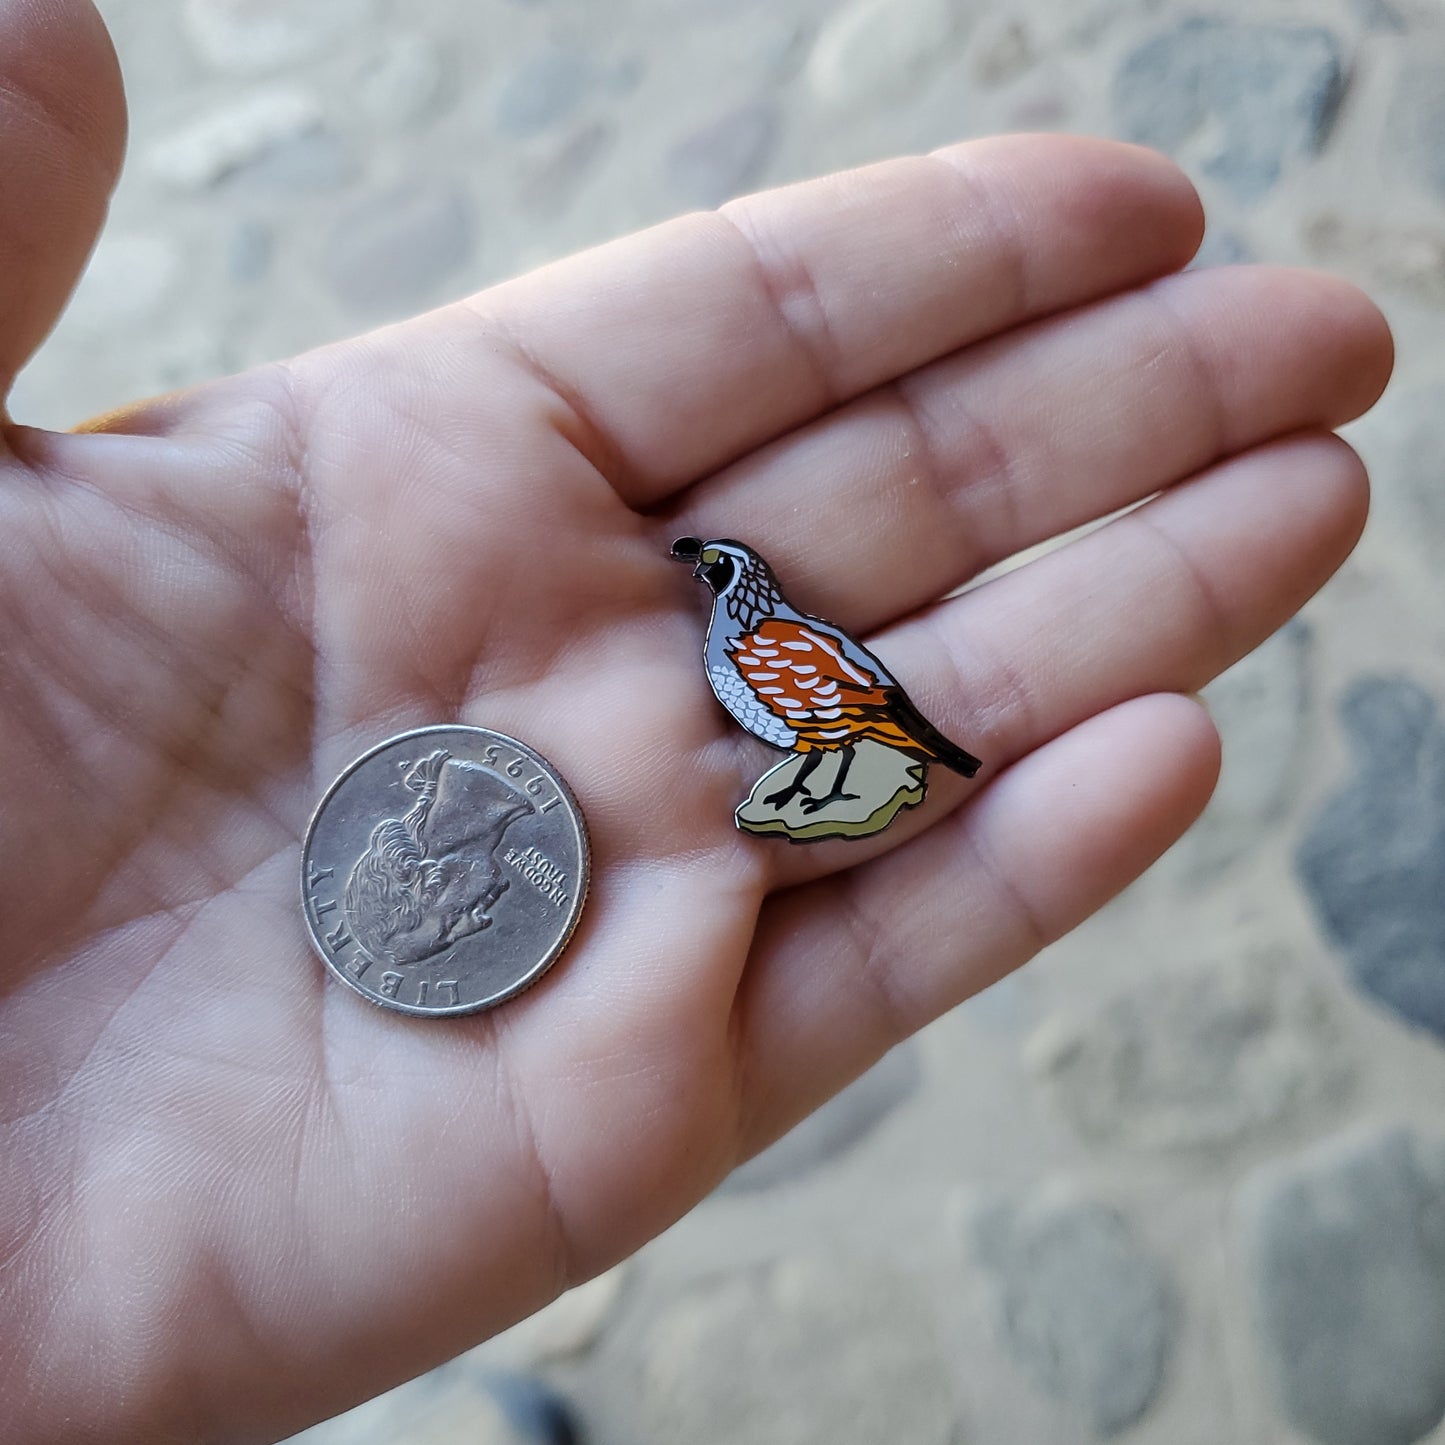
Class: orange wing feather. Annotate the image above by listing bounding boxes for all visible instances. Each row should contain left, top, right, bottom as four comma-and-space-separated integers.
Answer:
728, 620, 922, 754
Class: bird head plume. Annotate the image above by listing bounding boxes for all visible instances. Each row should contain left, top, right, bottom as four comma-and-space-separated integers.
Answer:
671, 537, 783, 633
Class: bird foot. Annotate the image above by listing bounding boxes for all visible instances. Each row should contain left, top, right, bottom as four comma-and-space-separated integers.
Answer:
764, 784, 809, 809
798, 790, 860, 814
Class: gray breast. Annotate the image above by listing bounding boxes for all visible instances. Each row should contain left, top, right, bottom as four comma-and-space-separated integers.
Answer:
706, 658, 797, 750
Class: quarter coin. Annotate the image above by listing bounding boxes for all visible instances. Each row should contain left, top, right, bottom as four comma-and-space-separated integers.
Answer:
301, 725, 590, 1016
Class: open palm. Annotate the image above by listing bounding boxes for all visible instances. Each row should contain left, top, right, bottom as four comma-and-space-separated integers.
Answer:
0, 5, 1393, 1442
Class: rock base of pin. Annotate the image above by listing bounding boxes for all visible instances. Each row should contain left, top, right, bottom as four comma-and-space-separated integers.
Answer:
735, 741, 927, 843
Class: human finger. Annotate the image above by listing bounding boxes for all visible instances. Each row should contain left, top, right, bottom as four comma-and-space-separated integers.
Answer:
729, 693, 1219, 1160
0, 0, 126, 404
754, 430, 1366, 890
464, 134, 1203, 503
666, 265, 1392, 634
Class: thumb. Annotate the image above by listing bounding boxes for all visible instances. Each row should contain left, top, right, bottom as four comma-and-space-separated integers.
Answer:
0, 0, 126, 404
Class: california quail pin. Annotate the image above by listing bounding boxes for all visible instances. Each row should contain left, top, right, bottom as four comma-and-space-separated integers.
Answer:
672, 537, 982, 842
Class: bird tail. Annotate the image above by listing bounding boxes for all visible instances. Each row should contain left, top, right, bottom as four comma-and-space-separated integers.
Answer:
884, 688, 983, 778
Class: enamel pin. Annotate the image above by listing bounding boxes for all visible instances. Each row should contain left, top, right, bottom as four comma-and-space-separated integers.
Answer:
672, 537, 982, 843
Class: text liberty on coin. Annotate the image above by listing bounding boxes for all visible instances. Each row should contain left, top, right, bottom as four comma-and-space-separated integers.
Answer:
301, 726, 590, 1017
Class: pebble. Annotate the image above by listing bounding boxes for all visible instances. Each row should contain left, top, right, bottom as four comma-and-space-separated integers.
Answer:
973, 1194, 1172, 1437
485, 1375, 581, 1445
147, 88, 325, 190
516, 123, 613, 216
665, 102, 780, 209
1242, 1125, 1445, 1445
227, 220, 274, 283
322, 179, 474, 314
224, 128, 355, 193
1356, 0, 1405, 28
1025, 954, 1347, 1155
280, 1369, 577, 1444
1176, 621, 1312, 876
1113, 20, 1345, 202
640, 1256, 957, 1444
183, 0, 376, 75
723, 1043, 921, 1192
1388, 56, 1445, 199
495, 48, 592, 139
806, 0, 963, 107
356, 36, 448, 129
1346, 384, 1445, 549
972, 19, 1037, 89
1296, 677, 1445, 1041
1307, 214, 1445, 307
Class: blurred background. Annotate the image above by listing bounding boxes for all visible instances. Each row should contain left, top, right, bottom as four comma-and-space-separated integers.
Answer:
30, 0, 1445, 1441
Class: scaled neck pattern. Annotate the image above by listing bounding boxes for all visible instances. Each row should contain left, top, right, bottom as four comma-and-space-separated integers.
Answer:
723, 558, 784, 635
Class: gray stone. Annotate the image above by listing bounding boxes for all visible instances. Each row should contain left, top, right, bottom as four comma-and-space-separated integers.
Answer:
1307, 214, 1445, 308
1242, 1126, 1445, 1445
356, 36, 448, 128
973, 1196, 1172, 1437
517, 124, 613, 216
640, 1256, 958, 1444
1356, 0, 1405, 29
1113, 20, 1345, 202
146, 88, 326, 190
1389, 55, 1445, 201
806, 0, 965, 107
1025, 954, 1348, 1155
223, 128, 355, 193
723, 1043, 921, 1192
495, 49, 592, 139
1346, 384, 1445, 546
227, 221, 274, 284
1296, 677, 1445, 1041
665, 102, 780, 208
183, 0, 376, 75
482, 1375, 580, 1444
972, 19, 1037, 89
1177, 621, 1312, 875
322, 179, 473, 314
279, 1367, 559, 1443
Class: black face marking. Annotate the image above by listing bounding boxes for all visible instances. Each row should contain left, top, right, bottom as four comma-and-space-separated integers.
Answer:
700, 554, 736, 594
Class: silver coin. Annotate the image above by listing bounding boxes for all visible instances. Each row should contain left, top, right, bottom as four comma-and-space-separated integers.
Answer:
301, 725, 590, 1017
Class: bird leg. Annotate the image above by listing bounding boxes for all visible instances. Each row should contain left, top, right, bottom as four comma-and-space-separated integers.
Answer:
798, 746, 861, 813
764, 749, 825, 809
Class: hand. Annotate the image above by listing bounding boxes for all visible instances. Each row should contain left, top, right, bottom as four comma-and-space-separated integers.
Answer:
0, 3, 1392, 1441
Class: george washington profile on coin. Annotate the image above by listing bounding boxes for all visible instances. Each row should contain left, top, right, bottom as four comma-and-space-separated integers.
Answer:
304, 725, 591, 1015
342, 748, 534, 968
